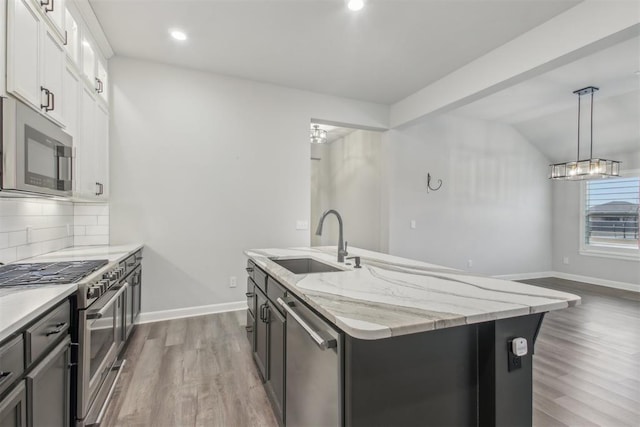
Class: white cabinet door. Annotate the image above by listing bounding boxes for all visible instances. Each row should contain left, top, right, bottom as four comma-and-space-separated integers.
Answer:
78, 86, 97, 197
38, 0, 65, 42
81, 36, 96, 88
41, 26, 65, 124
96, 60, 108, 104
62, 64, 79, 138
64, 7, 79, 65
94, 103, 109, 197
7, 0, 41, 108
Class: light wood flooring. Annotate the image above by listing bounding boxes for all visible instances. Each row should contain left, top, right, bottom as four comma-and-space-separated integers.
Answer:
103, 278, 640, 427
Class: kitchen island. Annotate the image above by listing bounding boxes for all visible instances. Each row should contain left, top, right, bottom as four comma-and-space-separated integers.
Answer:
245, 247, 580, 427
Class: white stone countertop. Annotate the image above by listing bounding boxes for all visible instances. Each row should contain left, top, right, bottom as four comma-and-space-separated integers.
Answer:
0, 243, 144, 343
245, 247, 581, 340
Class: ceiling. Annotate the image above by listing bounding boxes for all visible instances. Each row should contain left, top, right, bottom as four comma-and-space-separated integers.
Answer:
315, 124, 358, 143
454, 36, 640, 163
89, 0, 580, 104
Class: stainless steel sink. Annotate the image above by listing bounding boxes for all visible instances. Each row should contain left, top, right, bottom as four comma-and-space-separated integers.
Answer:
270, 257, 344, 274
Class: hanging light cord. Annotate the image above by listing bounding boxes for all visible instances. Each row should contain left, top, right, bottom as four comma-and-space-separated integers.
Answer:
576, 92, 581, 161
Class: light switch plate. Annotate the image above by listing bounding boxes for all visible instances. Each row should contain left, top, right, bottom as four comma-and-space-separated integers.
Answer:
296, 220, 309, 230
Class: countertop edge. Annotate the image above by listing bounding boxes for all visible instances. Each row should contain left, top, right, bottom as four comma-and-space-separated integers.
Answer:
245, 248, 581, 340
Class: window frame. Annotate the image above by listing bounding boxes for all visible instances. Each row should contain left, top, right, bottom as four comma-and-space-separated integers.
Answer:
579, 169, 640, 262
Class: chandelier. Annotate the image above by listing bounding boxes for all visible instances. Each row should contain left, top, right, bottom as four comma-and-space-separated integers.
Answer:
549, 86, 620, 180
310, 124, 327, 144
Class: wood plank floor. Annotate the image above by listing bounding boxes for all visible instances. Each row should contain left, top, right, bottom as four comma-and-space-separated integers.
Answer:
103, 278, 640, 427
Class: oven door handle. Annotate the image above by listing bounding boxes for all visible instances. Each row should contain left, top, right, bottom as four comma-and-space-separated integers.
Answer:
87, 283, 128, 320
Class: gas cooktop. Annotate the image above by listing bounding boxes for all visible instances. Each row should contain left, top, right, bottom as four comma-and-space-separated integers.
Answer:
0, 260, 109, 287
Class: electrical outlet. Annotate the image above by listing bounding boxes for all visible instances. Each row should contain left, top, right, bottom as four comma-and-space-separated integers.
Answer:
296, 220, 309, 230
563, 257, 570, 265
467, 259, 473, 268
229, 276, 237, 288
410, 220, 417, 229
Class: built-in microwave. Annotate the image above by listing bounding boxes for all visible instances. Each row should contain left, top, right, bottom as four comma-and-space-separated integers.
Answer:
0, 97, 73, 197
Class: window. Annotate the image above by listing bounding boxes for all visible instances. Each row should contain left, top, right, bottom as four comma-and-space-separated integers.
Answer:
581, 174, 640, 260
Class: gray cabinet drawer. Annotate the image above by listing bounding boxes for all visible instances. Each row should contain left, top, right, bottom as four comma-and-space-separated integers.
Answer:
247, 261, 267, 293
267, 277, 286, 312
25, 301, 70, 365
0, 336, 24, 397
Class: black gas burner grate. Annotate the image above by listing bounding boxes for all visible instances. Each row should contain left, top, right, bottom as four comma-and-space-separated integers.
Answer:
0, 259, 109, 287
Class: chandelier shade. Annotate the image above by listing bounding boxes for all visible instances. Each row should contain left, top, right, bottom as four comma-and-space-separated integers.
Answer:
548, 86, 621, 180
310, 124, 328, 144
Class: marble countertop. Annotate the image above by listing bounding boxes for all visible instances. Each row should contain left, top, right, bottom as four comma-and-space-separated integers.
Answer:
245, 247, 581, 340
0, 243, 144, 343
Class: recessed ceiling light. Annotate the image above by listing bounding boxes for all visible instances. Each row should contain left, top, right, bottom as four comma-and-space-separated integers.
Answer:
170, 29, 187, 41
347, 0, 364, 11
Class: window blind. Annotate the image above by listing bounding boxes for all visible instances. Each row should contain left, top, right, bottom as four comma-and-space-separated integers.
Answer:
585, 177, 640, 249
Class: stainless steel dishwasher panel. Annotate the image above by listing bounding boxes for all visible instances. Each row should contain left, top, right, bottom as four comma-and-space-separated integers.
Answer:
280, 296, 342, 427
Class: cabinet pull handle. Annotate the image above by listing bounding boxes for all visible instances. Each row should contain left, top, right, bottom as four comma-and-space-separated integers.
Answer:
48, 90, 55, 112
245, 292, 254, 298
245, 325, 253, 332
245, 267, 254, 273
264, 305, 271, 324
63, 30, 68, 46
41, 0, 54, 13
0, 371, 12, 386
40, 86, 50, 110
45, 322, 68, 336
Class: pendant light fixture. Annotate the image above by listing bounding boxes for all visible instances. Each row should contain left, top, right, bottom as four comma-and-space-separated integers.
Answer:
549, 86, 620, 180
310, 124, 328, 144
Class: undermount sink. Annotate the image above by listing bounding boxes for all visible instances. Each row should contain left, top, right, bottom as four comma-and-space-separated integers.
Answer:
270, 257, 344, 274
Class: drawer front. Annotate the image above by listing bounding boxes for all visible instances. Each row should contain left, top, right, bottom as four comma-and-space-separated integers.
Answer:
254, 268, 267, 293
267, 277, 287, 312
246, 278, 256, 316
246, 260, 256, 281
26, 301, 70, 365
0, 335, 24, 397
246, 310, 255, 349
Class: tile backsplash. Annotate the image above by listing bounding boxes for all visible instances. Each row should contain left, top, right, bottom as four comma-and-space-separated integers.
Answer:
0, 198, 110, 264
74, 203, 109, 246
0, 198, 75, 264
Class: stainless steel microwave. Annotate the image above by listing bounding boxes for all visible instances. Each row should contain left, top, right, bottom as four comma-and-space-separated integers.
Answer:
0, 97, 73, 197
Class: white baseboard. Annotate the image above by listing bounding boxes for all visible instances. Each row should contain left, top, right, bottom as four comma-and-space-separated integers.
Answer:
550, 271, 640, 293
494, 271, 555, 281
136, 301, 247, 324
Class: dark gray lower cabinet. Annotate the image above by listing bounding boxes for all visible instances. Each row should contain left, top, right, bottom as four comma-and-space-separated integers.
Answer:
254, 287, 269, 381
26, 336, 71, 427
0, 381, 27, 427
265, 306, 285, 426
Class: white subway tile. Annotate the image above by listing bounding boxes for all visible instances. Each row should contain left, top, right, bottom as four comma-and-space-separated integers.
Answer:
74, 204, 109, 216
74, 235, 109, 246
0, 233, 8, 249
74, 226, 86, 236
8, 230, 27, 247
75, 216, 98, 226
97, 215, 109, 226
0, 247, 17, 264
85, 225, 109, 236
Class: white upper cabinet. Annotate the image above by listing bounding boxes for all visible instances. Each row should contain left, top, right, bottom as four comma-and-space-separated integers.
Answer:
62, 63, 80, 138
96, 59, 108, 104
41, 26, 65, 124
7, 0, 41, 109
36, 0, 65, 43
64, 7, 79, 64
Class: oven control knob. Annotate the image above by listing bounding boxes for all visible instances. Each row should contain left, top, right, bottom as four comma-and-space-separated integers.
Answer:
100, 279, 110, 291
87, 285, 100, 299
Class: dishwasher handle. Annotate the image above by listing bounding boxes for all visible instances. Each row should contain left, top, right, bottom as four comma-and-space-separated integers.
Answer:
277, 297, 337, 350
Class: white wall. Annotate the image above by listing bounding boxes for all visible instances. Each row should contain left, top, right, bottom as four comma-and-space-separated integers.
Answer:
551, 149, 640, 286
108, 57, 389, 313
310, 130, 383, 251
0, 198, 74, 263
385, 114, 552, 276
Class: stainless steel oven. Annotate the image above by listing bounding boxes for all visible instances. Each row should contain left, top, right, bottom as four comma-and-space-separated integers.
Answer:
77, 280, 128, 426
1, 97, 73, 197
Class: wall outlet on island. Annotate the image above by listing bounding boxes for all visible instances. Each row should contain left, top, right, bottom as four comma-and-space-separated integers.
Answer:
229, 276, 237, 288
563, 257, 570, 265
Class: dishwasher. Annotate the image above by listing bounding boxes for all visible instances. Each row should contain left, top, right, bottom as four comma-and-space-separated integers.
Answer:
277, 295, 343, 427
